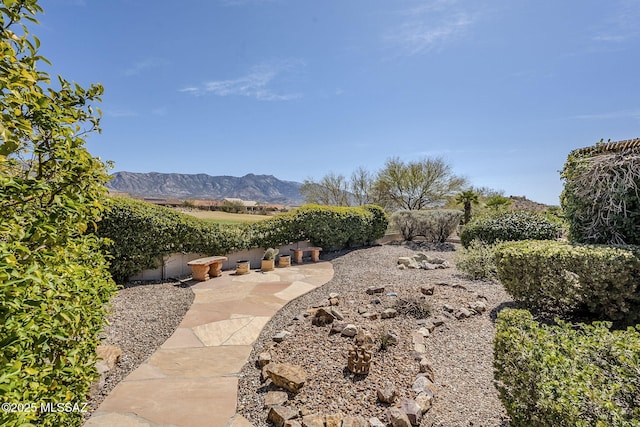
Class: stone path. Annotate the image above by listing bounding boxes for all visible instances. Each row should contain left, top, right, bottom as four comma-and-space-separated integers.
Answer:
85, 262, 334, 427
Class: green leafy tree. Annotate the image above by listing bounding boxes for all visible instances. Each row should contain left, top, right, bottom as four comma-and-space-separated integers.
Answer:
0, 2, 115, 425
374, 157, 467, 210
456, 189, 479, 224
485, 195, 513, 211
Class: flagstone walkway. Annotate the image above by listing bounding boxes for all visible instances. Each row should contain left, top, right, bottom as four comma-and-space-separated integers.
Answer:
85, 262, 334, 427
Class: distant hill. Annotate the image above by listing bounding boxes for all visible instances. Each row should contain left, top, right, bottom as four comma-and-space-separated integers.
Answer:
106, 172, 304, 205
508, 195, 553, 212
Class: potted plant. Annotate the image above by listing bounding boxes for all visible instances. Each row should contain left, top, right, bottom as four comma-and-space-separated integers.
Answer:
235, 259, 250, 275
278, 252, 291, 268
261, 248, 279, 272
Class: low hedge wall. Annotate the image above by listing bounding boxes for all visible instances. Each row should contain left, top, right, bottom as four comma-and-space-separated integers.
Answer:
495, 309, 640, 427
494, 240, 640, 321
96, 198, 388, 282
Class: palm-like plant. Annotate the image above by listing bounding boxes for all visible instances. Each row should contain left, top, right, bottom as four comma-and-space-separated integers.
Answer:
456, 190, 479, 224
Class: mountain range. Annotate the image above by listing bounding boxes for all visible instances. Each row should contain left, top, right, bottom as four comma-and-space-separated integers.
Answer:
106, 172, 304, 205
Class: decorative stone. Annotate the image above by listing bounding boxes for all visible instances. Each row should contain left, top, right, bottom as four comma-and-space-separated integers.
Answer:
416, 327, 430, 338
342, 416, 367, 427
268, 405, 298, 427
366, 286, 385, 295
415, 392, 434, 414
329, 298, 340, 306
469, 301, 487, 313
386, 292, 398, 297
273, 330, 291, 342
301, 413, 324, 427
325, 413, 343, 427
412, 376, 437, 397
377, 383, 397, 404
381, 308, 398, 319
330, 307, 345, 321
455, 308, 472, 319
96, 345, 122, 374
347, 345, 372, 374
328, 292, 339, 299
420, 285, 435, 295
443, 304, 455, 313
398, 257, 420, 269
285, 421, 302, 427
264, 363, 307, 393
381, 331, 399, 346
257, 351, 271, 367
369, 417, 386, 427
312, 307, 335, 326
341, 324, 358, 337
355, 330, 374, 347
387, 407, 412, 427
399, 398, 423, 426
419, 357, 435, 381
397, 264, 407, 270
412, 331, 427, 354
330, 322, 347, 334
361, 312, 378, 320
432, 317, 446, 327
264, 391, 288, 408
372, 297, 382, 304
452, 283, 467, 290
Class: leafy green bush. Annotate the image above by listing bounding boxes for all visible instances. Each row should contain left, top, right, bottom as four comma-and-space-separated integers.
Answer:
454, 240, 498, 280
390, 209, 462, 242
460, 210, 560, 248
495, 309, 640, 427
495, 240, 640, 321
96, 197, 247, 283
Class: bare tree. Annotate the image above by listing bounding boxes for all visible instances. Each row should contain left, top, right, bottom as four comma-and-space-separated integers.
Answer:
374, 157, 467, 210
300, 172, 350, 206
350, 166, 375, 205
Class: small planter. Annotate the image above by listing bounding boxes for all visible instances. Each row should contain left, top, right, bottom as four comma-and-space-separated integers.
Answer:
235, 260, 250, 275
277, 255, 291, 268
261, 259, 275, 272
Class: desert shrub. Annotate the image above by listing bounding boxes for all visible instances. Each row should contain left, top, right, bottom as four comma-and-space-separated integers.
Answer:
561, 142, 640, 245
391, 209, 463, 242
494, 309, 640, 427
393, 296, 432, 319
494, 240, 640, 321
96, 197, 247, 283
460, 210, 560, 248
454, 240, 498, 280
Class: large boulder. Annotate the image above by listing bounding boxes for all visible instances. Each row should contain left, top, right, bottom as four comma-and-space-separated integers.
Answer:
264, 363, 307, 393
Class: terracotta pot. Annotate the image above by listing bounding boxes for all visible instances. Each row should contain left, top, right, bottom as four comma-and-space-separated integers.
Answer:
278, 255, 291, 268
235, 260, 250, 275
261, 259, 275, 272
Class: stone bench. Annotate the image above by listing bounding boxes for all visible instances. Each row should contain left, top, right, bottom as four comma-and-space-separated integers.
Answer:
290, 247, 322, 264
187, 256, 228, 281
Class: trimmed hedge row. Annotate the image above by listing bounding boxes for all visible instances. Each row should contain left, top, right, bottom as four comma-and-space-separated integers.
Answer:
96, 199, 388, 282
495, 309, 640, 427
495, 240, 640, 322
460, 210, 560, 248
390, 209, 463, 242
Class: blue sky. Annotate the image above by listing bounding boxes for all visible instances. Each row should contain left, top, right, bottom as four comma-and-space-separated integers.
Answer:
35, 0, 640, 205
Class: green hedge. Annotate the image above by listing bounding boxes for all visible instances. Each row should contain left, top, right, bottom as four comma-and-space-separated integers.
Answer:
495, 309, 640, 427
460, 210, 561, 248
96, 197, 247, 283
390, 209, 463, 242
96, 199, 388, 282
0, 238, 116, 427
495, 240, 640, 321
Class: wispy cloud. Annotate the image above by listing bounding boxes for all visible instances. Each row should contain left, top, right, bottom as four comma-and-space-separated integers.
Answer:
571, 110, 640, 121
124, 58, 168, 77
180, 60, 304, 101
592, 0, 640, 43
385, 0, 477, 55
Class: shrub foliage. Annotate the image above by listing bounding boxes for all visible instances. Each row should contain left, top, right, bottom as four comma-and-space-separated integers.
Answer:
495, 309, 640, 427
459, 210, 560, 248
390, 209, 462, 242
0, 2, 116, 425
495, 240, 640, 322
454, 240, 498, 280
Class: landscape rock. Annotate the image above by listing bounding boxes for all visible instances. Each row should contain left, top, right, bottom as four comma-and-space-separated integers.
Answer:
301, 413, 324, 427
268, 405, 298, 427
328, 292, 339, 299
329, 298, 340, 306
264, 363, 307, 393
341, 324, 358, 337
420, 285, 434, 296
330, 307, 345, 321
285, 421, 302, 427
257, 351, 271, 367
96, 345, 122, 374
412, 331, 426, 354
415, 392, 434, 414
263, 390, 288, 408
377, 383, 397, 404
443, 304, 455, 313
366, 286, 385, 295
381, 331, 399, 346
361, 312, 378, 320
397, 257, 420, 269
312, 307, 335, 326
469, 301, 487, 313
387, 407, 412, 427
325, 413, 343, 427
419, 357, 435, 381
399, 398, 423, 426
369, 417, 386, 427
330, 321, 347, 334
412, 376, 437, 398
355, 330, 375, 347
341, 415, 367, 427
455, 308, 472, 319
273, 330, 291, 342
381, 308, 398, 319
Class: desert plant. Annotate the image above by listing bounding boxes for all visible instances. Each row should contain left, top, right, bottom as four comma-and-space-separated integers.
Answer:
263, 247, 279, 260
494, 240, 640, 322
454, 240, 498, 280
393, 296, 432, 319
391, 209, 463, 242
456, 190, 479, 224
460, 210, 561, 248
495, 309, 640, 427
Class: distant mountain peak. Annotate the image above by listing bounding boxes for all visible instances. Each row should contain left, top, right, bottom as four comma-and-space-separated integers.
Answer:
106, 171, 303, 205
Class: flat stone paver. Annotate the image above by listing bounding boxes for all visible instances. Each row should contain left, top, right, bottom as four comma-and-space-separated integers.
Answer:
85, 261, 334, 427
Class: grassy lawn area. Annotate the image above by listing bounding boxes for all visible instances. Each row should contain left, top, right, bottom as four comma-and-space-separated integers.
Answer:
178, 209, 274, 225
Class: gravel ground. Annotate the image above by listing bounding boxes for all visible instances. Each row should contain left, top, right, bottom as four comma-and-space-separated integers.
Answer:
237, 243, 513, 427
85, 280, 194, 417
